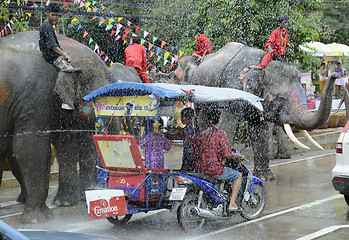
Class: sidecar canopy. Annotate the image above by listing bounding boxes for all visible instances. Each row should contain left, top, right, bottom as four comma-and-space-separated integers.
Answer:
83, 82, 263, 117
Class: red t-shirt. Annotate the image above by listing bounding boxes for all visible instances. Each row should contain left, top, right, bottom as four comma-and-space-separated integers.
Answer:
192, 34, 212, 56
124, 43, 147, 72
193, 125, 232, 178
265, 28, 289, 56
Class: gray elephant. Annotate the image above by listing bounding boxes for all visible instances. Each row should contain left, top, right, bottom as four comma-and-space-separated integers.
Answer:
0, 31, 141, 223
170, 42, 338, 180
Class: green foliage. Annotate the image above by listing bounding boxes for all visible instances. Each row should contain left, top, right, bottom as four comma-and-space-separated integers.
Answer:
182, 0, 331, 69
0, 1, 32, 33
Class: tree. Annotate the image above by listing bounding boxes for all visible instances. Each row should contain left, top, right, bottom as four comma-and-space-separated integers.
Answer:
0, 1, 32, 34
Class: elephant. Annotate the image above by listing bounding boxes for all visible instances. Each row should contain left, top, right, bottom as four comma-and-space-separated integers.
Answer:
0, 31, 142, 223
170, 42, 339, 180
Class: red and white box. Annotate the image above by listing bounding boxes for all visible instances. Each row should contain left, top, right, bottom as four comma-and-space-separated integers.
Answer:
85, 189, 127, 219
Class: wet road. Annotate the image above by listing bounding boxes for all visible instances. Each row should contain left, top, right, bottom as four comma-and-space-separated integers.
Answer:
1, 148, 349, 240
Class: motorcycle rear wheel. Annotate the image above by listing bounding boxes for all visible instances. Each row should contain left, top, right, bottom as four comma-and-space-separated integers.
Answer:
240, 182, 266, 220
106, 214, 133, 225
177, 192, 206, 233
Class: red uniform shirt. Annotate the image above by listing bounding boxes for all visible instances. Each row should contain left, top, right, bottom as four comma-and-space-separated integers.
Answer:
192, 34, 212, 56
124, 43, 147, 72
193, 125, 232, 178
265, 28, 289, 56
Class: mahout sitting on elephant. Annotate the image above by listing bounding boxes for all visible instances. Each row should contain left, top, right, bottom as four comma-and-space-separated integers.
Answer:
0, 31, 142, 223
170, 42, 339, 180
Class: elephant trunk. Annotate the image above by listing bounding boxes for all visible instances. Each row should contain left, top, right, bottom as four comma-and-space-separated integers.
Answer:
287, 73, 337, 130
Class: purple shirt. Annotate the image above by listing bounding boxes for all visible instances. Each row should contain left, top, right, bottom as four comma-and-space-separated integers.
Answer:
139, 132, 171, 168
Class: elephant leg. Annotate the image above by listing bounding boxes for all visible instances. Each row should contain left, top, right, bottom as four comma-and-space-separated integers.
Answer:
274, 125, 291, 159
7, 153, 27, 203
52, 141, 80, 206
0, 155, 4, 187
12, 133, 53, 223
249, 122, 273, 181
78, 135, 97, 200
267, 122, 275, 159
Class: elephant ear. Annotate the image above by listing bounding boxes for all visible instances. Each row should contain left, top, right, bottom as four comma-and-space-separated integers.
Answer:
246, 69, 265, 96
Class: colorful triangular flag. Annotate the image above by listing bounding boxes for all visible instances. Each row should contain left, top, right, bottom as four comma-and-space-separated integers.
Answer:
161, 41, 166, 48
152, 36, 158, 43
83, 31, 88, 38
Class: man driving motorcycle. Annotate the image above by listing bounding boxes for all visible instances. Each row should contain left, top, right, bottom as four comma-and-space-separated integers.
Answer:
193, 108, 246, 212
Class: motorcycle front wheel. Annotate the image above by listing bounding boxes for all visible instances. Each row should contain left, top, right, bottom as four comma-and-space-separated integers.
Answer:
106, 214, 133, 225
177, 192, 206, 233
240, 182, 266, 220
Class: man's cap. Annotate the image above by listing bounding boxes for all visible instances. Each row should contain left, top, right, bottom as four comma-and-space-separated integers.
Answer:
278, 15, 288, 24
46, 3, 61, 13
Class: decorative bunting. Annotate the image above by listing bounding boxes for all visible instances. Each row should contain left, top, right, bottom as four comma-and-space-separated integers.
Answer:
63, 2, 68, 8
179, 50, 184, 57
152, 36, 158, 43
152, 67, 157, 73
66, 0, 185, 73
87, 7, 92, 12
99, 18, 106, 26
94, 44, 99, 52
110, 61, 114, 67
161, 41, 166, 48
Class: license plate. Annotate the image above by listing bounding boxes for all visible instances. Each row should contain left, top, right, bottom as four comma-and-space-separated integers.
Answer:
169, 188, 187, 201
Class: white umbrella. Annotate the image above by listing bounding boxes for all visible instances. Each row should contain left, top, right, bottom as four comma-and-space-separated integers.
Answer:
299, 41, 330, 57
325, 43, 349, 57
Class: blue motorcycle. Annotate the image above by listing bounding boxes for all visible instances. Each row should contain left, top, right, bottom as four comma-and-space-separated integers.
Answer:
170, 155, 266, 233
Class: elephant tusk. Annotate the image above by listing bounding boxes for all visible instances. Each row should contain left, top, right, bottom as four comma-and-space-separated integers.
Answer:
283, 123, 310, 150
300, 130, 324, 150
